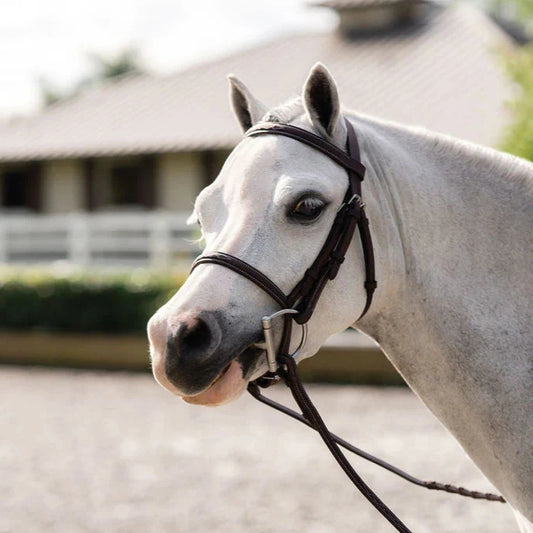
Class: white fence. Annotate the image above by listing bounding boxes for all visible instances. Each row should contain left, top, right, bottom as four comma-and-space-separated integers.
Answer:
0, 212, 200, 268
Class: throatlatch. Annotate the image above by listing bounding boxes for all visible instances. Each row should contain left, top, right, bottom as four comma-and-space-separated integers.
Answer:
190, 118, 504, 533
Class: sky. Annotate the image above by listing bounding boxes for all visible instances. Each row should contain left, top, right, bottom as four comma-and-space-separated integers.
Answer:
0, 0, 336, 117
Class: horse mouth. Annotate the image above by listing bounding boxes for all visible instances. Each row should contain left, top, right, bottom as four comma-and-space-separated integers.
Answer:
181, 359, 247, 406
180, 342, 266, 406
210, 361, 232, 386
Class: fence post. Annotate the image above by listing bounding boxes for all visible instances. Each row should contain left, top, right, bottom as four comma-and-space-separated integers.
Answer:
150, 215, 171, 269
69, 213, 90, 266
0, 218, 6, 263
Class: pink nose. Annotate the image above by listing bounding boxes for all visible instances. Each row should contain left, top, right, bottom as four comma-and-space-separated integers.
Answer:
147, 313, 168, 357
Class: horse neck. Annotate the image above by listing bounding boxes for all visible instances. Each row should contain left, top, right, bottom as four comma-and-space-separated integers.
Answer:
352, 113, 530, 322
350, 111, 533, 409
348, 113, 533, 510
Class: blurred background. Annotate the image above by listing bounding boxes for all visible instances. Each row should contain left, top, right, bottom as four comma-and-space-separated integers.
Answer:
0, 0, 531, 531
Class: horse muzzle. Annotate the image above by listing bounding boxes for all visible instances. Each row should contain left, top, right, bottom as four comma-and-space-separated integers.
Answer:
148, 309, 264, 405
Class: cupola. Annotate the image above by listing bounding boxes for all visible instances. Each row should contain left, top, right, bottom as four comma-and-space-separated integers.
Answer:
312, 0, 429, 36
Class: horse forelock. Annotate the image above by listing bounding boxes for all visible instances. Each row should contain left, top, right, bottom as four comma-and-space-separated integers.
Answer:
262, 96, 304, 124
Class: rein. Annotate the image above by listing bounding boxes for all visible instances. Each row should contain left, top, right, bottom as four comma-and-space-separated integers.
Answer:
190, 119, 505, 532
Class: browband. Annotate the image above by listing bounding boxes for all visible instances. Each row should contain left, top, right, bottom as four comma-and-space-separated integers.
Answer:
247, 122, 366, 180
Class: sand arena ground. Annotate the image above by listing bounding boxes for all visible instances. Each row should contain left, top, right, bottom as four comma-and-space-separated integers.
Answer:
0, 367, 516, 533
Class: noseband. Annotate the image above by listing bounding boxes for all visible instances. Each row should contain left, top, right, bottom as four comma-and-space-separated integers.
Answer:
189, 119, 504, 532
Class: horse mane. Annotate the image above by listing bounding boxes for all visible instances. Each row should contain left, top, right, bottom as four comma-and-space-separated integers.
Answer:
413, 126, 533, 196
347, 111, 533, 197
440, 136, 533, 196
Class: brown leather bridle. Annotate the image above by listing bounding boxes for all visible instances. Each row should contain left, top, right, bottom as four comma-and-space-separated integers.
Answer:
190, 119, 504, 532
192, 119, 376, 381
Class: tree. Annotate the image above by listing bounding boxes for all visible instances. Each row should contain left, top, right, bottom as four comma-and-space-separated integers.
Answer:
497, 0, 533, 161
40, 48, 144, 107
506, 0, 533, 19
500, 45, 533, 161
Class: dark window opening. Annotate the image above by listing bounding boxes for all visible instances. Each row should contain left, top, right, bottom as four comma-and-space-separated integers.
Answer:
110, 166, 141, 205
2, 171, 27, 208
108, 156, 155, 208
200, 150, 231, 187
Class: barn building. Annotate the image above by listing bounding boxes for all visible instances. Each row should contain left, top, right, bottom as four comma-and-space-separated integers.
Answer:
0, 0, 519, 266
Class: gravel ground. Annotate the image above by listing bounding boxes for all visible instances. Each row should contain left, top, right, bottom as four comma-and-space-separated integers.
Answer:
0, 367, 516, 533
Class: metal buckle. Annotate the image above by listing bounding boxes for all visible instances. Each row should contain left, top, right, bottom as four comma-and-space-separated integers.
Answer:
259, 309, 308, 372
337, 193, 365, 213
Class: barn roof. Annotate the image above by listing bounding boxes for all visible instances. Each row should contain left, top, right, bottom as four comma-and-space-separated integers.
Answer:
0, 2, 514, 163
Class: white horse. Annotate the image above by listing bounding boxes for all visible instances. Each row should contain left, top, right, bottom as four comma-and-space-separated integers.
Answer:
148, 63, 533, 531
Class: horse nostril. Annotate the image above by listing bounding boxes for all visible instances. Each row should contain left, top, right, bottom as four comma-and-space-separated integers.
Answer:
166, 316, 216, 365
165, 314, 222, 393
180, 318, 211, 355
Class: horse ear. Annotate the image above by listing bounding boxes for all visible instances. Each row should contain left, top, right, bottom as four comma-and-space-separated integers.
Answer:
228, 75, 268, 133
303, 63, 344, 141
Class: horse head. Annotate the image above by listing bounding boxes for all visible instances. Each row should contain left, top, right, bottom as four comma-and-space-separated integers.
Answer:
148, 64, 370, 405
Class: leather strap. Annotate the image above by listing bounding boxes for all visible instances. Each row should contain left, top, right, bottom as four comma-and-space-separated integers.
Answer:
249, 355, 504, 533
247, 123, 366, 179
358, 209, 377, 317
247, 381, 505, 503
192, 252, 288, 308
277, 353, 413, 533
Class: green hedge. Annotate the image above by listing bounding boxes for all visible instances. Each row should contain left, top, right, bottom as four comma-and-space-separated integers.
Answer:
0, 269, 183, 333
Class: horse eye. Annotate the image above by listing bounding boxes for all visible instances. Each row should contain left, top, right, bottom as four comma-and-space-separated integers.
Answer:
289, 196, 326, 221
